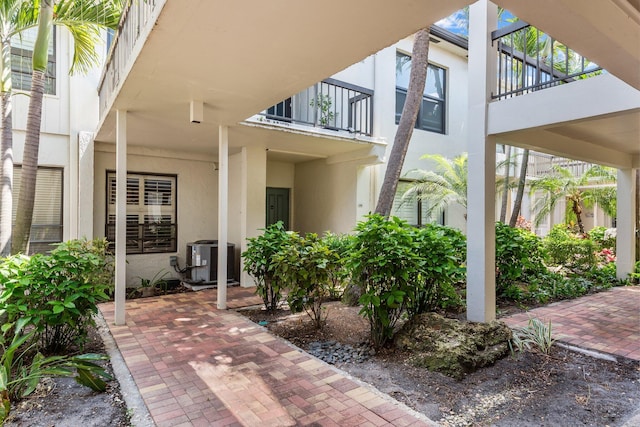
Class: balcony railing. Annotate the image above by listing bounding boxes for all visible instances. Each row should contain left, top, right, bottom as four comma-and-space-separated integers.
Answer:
98, 0, 164, 119
492, 21, 603, 100
527, 151, 595, 178
259, 78, 374, 136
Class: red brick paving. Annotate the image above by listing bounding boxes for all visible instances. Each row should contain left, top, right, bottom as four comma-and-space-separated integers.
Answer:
502, 286, 640, 361
99, 288, 434, 427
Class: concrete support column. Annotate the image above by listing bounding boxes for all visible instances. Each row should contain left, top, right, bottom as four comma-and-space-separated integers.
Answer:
217, 125, 229, 309
77, 132, 95, 238
114, 110, 127, 325
616, 168, 637, 279
466, 0, 498, 322
240, 145, 266, 287
69, 134, 79, 239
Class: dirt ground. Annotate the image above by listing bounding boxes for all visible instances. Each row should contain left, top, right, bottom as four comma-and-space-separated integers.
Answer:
242, 301, 640, 427
4, 326, 130, 427
6, 298, 639, 427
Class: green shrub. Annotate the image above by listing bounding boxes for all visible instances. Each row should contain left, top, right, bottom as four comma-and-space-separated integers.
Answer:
322, 233, 353, 300
495, 222, 546, 295
242, 222, 293, 311
588, 226, 616, 251
543, 224, 597, 270
274, 233, 340, 329
0, 317, 112, 424
347, 215, 419, 348
409, 224, 464, 316
0, 239, 113, 353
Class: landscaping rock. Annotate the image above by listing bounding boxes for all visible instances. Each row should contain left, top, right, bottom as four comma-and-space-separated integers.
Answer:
307, 340, 371, 364
394, 313, 512, 379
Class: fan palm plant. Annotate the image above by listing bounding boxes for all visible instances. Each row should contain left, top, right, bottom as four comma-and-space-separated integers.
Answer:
529, 164, 617, 234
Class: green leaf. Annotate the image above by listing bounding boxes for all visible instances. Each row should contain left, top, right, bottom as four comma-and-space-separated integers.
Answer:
74, 368, 108, 392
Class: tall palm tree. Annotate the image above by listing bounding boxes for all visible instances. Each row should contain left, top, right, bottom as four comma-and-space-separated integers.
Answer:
375, 28, 430, 217
0, 1, 39, 256
11, 0, 121, 254
529, 164, 617, 234
509, 148, 529, 227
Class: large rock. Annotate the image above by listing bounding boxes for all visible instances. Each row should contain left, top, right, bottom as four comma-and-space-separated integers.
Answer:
394, 313, 512, 379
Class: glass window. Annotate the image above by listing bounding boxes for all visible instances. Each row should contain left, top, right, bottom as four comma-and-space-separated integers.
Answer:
11, 27, 56, 94
395, 51, 446, 134
391, 180, 445, 227
106, 172, 177, 254
12, 166, 63, 254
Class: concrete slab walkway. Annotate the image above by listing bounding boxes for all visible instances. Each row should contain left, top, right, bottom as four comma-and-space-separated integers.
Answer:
99, 288, 434, 427
502, 285, 640, 361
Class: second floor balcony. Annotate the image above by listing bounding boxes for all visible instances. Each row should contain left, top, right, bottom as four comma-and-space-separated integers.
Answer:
258, 79, 374, 137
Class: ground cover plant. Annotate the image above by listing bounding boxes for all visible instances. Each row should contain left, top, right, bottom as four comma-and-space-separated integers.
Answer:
0, 238, 117, 422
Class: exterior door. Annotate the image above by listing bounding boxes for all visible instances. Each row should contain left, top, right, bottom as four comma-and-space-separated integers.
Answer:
266, 187, 290, 230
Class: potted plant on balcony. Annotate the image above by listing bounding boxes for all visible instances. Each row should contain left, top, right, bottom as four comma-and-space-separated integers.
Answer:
310, 94, 338, 129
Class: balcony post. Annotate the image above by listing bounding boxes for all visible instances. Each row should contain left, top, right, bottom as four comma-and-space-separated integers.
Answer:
616, 168, 637, 279
217, 125, 229, 309
114, 110, 127, 325
466, 0, 498, 323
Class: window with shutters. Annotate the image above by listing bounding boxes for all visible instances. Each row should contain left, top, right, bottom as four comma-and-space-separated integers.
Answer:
12, 166, 63, 254
391, 180, 445, 227
106, 172, 177, 254
11, 27, 56, 95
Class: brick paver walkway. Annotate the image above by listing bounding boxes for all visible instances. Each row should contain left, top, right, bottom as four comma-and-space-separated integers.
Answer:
502, 286, 640, 361
99, 288, 434, 427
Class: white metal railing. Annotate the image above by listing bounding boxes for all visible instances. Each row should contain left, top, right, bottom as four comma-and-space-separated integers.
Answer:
98, 0, 164, 120
527, 151, 595, 178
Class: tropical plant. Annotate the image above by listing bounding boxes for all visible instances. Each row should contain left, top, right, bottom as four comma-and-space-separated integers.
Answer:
407, 224, 464, 316
242, 221, 292, 311
529, 164, 617, 234
510, 317, 555, 355
347, 215, 420, 348
0, 317, 111, 424
0, 238, 113, 353
309, 94, 336, 127
10, 0, 122, 254
402, 153, 468, 222
509, 148, 530, 227
375, 28, 431, 217
274, 233, 337, 329
542, 224, 597, 271
495, 222, 547, 295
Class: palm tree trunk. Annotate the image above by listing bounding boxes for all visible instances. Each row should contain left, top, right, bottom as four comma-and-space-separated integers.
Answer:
375, 28, 430, 217
572, 200, 585, 234
0, 38, 13, 256
12, 0, 52, 254
500, 145, 511, 222
509, 148, 529, 227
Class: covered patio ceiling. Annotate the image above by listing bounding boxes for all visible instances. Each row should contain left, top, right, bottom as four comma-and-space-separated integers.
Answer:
95, 0, 470, 153
95, 0, 640, 165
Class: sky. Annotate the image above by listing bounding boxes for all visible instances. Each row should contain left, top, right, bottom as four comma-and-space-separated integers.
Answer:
435, 8, 516, 38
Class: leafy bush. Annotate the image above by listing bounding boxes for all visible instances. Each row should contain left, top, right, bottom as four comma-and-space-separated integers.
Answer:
0, 317, 111, 424
588, 226, 616, 251
408, 224, 464, 316
0, 239, 113, 353
495, 223, 547, 295
347, 215, 419, 348
322, 233, 353, 300
274, 233, 341, 329
242, 222, 293, 311
543, 224, 597, 271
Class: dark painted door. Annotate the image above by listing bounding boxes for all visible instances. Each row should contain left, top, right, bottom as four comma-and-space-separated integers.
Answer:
266, 187, 290, 230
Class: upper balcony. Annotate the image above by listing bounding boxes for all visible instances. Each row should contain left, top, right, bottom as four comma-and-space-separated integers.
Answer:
254, 78, 373, 137
492, 21, 603, 100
